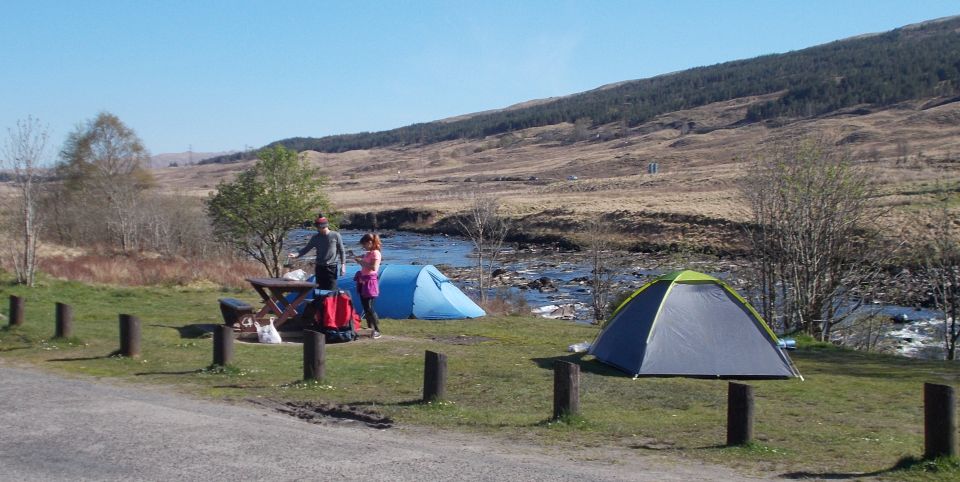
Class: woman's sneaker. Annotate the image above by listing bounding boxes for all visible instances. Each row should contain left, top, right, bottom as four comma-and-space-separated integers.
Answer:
373, 331, 382, 339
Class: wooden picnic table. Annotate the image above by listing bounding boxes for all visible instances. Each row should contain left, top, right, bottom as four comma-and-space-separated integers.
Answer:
245, 278, 317, 329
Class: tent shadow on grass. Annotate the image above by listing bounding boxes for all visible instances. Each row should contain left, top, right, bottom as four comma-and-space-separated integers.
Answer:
789, 347, 946, 381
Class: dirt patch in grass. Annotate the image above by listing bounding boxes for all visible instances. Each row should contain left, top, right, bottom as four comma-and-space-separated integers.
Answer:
428, 334, 494, 345
257, 398, 394, 429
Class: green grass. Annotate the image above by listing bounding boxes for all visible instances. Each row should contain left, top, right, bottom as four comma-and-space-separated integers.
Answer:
2, 274, 959, 480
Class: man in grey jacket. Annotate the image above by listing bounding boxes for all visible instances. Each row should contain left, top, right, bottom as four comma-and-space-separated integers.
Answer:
288, 216, 346, 291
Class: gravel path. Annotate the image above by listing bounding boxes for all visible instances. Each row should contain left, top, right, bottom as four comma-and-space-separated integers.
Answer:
0, 363, 778, 481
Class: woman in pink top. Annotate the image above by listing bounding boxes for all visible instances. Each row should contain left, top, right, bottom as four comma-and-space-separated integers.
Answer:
353, 233, 382, 338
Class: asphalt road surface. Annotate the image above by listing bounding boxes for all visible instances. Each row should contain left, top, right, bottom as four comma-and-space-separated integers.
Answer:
0, 364, 775, 481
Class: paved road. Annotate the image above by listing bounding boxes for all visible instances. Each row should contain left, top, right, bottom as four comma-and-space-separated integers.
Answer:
0, 364, 774, 481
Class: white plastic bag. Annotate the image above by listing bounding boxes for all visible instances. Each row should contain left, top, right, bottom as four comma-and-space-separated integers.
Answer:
282, 269, 307, 281
567, 341, 591, 353
255, 318, 282, 344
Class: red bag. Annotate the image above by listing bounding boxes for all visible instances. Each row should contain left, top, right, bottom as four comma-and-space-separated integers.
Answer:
314, 290, 361, 332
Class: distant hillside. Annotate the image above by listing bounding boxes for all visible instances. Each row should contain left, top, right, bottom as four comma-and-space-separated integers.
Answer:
152, 150, 237, 168
201, 15, 960, 165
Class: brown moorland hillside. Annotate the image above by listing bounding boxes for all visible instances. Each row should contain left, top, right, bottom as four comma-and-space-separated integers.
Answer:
152, 94, 960, 253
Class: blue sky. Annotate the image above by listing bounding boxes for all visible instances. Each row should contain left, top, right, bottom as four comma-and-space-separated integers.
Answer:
2, 1, 958, 157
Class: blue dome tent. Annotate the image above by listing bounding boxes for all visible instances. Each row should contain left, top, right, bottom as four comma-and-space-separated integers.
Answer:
339, 265, 485, 320
286, 265, 485, 320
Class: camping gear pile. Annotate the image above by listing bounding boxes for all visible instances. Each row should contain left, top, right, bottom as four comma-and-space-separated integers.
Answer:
311, 290, 362, 343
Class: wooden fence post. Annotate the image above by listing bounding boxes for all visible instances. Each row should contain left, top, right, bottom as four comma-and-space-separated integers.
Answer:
213, 325, 234, 367
727, 382, 754, 446
119, 314, 141, 358
55, 302, 73, 338
423, 350, 447, 402
553, 361, 580, 419
9, 295, 24, 327
303, 330, 325, 381
924, 382, 957, 459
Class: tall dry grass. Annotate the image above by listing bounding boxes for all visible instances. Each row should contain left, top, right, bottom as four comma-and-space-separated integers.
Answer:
477, 287, 530, 317
36, 254, 265, 290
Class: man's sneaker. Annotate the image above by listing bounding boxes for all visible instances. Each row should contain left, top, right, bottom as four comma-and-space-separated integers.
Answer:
373, 331, 382, 339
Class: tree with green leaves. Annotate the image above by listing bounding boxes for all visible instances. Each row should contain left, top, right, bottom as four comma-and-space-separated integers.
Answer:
206, 146, 330, 277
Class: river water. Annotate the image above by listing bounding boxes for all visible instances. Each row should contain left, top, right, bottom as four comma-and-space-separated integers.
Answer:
288, 229, 950, 360
288, 228, 648, 320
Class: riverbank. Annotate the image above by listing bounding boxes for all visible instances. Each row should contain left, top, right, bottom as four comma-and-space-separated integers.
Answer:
340, 207, 750, 256
341, 208, 941, 312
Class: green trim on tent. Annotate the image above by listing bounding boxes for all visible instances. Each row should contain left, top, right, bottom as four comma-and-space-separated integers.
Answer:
714, 279, 780, 342
609, 277, 658, 317
646, 280, 678, 346
605, 269, 781, 343
659, 270, 719, 283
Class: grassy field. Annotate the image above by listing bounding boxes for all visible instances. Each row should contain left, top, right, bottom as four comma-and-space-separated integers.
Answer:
2, 275, 959, 480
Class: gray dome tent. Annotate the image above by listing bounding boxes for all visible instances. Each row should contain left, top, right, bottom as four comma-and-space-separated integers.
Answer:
589, 270, 801, 379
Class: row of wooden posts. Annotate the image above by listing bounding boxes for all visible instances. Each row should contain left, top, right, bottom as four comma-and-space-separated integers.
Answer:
7, 294, 960, 457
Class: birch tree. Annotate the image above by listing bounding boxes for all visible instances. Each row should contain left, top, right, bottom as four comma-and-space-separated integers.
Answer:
1, 116, 50, 286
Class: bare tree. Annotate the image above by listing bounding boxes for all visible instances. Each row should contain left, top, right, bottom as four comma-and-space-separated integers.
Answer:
584, 218, 616, 324
1, 117, 50, 286
896, 140, 910, 165
455, 193, 509, 302
142, 192, 220, 257
742, 137, 889, 339
922, 193, 960, 360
